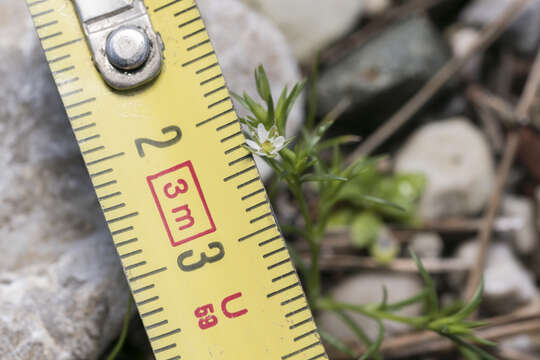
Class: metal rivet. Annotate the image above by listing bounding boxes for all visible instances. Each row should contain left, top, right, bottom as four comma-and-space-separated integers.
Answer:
106, 26, 150, 71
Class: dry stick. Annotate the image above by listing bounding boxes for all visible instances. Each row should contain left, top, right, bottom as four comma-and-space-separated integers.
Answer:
515, 43, 540, 120
342, 302, 540, 360
346, 0, 529, 161
465, 44, 540, 298
319, 0, 443, 66
467, 84, 516, 124
302, 255, 470, 273
464, 131, 520, 299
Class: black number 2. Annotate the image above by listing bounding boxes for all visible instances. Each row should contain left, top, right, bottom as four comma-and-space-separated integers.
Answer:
177, 241, 225, 272
135, 125, 182, 157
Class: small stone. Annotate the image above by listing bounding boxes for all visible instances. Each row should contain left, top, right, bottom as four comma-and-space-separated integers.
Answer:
317, 16, 450, 117
0, 1, 128, 358
198, 0, 304, 179
502, 195, 538, 255
461, 0, 540, 54
318, 273, 423, 342
454, 242, 538, 313
240, 0, 364, 62
395, 118, 495, 220
449, 27, 482, 80
364, 0, 392, 16
410, 232, 444, 258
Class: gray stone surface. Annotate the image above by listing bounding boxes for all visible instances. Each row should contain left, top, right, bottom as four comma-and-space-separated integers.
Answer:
0, 1, 128, 359
454, 242, 538, 314
0, 0, 303, 358
395, 118, 495, 220
410, 232, 444, 258
240, 0, 364, 62
198, 0, 304, 179
502, 195, 538, 255
461, 0, 540, 54
318, 273, 423, 343
317, 16, 450, 116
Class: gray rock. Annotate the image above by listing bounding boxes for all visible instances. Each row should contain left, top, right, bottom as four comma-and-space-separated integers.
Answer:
410, 232, 444, 258
317, 16, 450, 116
198, 0, 304, 179
502, 195, 538, 255
454, 242, 538, 314
461, 0, 540, 54
240, 0, 364, 62
0, 1, 128, 358
395, 118, 495, 220
318, 273, 423, 343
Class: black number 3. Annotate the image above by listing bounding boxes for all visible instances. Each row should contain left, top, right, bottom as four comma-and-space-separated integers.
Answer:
135, 125, 182, 157
177, 241, 225, 272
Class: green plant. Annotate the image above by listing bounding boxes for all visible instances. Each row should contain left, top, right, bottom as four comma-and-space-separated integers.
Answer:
233, 66, 495, 359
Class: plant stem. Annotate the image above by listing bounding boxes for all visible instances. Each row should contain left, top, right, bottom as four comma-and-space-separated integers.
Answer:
107, 295, 132, 360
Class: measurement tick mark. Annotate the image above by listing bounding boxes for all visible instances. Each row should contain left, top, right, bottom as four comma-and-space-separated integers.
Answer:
200, 73, 222, 86
204, 85, 226, 97
111, 226, 133, 236
126, 261, 146, 271
224, 166, 256, 182
197, 107, 233, 127
263, 246, 286, 258
217, 119, 239, 132
175, 4, 197, 17
130, 267, 167, 282
155, 344, 176, 353
267, 282, 300, 298
107, 212, 139, 224
90, 168, 113, 178
259, 235, 282, 247
182, 50, 214, 67
154, 0, 183, 12
115, 238, 138, 247
246, 200, 267, 212
39, 31, 62, 41
48, 54, 70, 64
183, 27, 205, 39
272, 271, 295, 283
145, 319, 168, 330
238, 224, 276, 242
94, 180, 117, 190
65, 97, 96, 110
229, 154, 252, 166
119, 249, 142, 259
220, 131, 242, 143
137, 296, 159, 306
150, 328, 181, 342
294, 329, 318, 342
242, 188, 264, 200
196, 62, 218, 74
281, 294, 304, 306
87, 152, 125, 166
36, 20, 58, 30
57, 77, 79, 87
268, 258, 291, 270
98, 192, 122, 201
32, 9, 53, 18
133, 284, 155, 294
44, 38, 82, 52
141, 307, 163, 318
250, 212, 272, 224
282, 341, 322, 360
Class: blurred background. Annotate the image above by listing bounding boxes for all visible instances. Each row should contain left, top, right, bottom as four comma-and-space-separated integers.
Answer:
2, 0, 540, 359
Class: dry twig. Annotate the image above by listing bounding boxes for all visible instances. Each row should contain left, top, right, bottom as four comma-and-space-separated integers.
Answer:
346, 0, 529, 160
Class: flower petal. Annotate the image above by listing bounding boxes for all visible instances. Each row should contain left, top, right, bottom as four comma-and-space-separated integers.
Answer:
246, 139, 261, 151
257, 123, 268, 142
273, 136, 285, 149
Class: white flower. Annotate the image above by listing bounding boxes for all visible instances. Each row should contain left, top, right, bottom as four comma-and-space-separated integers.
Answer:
245, 123, 287, 158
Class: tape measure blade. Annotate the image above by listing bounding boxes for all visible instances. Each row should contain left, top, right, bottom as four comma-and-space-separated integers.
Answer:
27, 0, 327, 359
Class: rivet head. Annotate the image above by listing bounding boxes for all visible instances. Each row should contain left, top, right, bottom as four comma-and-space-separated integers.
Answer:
106, 26, 150, 71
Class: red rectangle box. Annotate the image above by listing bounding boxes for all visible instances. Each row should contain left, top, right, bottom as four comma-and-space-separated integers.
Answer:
147, 161, 216, 247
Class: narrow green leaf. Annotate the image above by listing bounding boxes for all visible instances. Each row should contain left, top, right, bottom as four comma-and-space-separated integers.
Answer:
359, 195, 406, 212
454, 279, 484, 321
409, 248, 439, 315
358, 318, 384, 360
306, 54, 319, 130
319, 329, 356, 358
301, 173, 348, 183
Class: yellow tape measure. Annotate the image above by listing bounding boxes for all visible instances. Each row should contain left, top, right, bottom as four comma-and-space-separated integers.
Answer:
27, 0, 327, 359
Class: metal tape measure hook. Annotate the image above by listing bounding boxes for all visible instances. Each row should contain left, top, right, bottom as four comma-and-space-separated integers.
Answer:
72, 0, 163, 90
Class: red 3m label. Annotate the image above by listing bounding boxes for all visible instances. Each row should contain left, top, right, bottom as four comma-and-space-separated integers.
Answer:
147, 161, 216, 247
